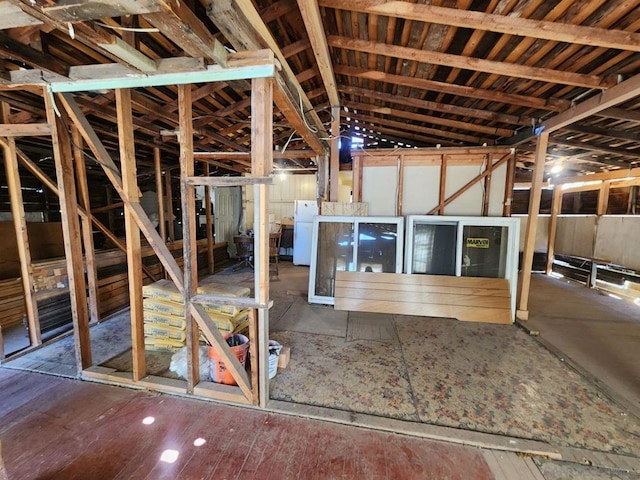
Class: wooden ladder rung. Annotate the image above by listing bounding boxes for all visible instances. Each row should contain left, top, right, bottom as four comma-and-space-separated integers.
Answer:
185, 176, 273, 186
190, 293, 273, 309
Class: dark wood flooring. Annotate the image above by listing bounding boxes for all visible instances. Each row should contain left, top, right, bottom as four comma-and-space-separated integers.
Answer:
0, 368, 494, 480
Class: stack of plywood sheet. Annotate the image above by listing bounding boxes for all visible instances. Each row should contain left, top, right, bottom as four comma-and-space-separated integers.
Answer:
334, 271, 512, 324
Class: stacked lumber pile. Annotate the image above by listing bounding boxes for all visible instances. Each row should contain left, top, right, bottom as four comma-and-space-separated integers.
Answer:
142, 279, 250, 353
0, 278, 26, 330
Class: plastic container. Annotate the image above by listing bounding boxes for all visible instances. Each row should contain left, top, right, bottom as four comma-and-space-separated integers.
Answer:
208, 334, 249, 385
268, 340, 283, 379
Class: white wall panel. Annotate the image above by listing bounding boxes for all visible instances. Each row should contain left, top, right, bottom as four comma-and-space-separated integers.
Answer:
444, 165, 484, 216
555, 216, 596, 259
402, 165, 440, 214
362, 165, 398, 216
488, 163, 507, 216
514, 214, 550, 252
245, 174, 316, 228
594, 216, 640, 270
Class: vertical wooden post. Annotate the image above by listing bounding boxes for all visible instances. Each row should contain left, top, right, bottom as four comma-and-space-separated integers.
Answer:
503, 151, 516, 217
0, 103, 41, 346
115, 88, 145, 380
482, 154, 493, 216
154, 147, 166, 243
352, 154, 362, 202
438, 155, 447, 215
44, 92, 91, 369
546, 187, 562, 275
165, 170, 175, 242
252, 76, 273, 407
517, 131, 549, 321
597, 180, 610, 216
627, 185, 637, 214
72, 127, 100, 324
329, 107, 340, 201
204, 163, 215, 274
178, 84, 199, 393
396, 155, 404, 216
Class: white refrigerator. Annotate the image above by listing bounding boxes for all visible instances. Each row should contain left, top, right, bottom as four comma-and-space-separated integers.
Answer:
293, 200, 319, 266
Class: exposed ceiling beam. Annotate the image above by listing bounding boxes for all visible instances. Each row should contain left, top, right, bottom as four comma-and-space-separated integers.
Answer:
0, 31, 68, 76
0, 1, 42, 29
565, 124, 640, 143
597, 107, 640, 123
343, 100, 512, 137
334, 65, 567, 113
319, 0, 640, 52
143, 0, 228, 66
550, 137, 640, 160
208, 0, 328, 154
296, 0, 339, 107
327, 36, 612, 89
41, 0, 160, 22
349, 115, 459, 147
506, 73, 640, 145
347, 110, 482, 143
339, 85, 520, 126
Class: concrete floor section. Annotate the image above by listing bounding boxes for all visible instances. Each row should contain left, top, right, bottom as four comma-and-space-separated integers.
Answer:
527, 274, 640, 414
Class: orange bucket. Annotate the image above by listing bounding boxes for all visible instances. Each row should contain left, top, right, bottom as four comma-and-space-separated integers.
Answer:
208, 334, 249, 385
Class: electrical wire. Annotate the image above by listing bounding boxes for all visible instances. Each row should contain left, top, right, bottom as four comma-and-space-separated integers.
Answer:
95, 21, 160, 33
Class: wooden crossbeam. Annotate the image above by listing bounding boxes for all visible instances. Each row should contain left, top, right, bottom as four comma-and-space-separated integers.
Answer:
44, 93, 92, 370
0, 123, 51, 136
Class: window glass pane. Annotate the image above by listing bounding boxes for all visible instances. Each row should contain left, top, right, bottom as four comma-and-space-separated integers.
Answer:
314, 222, 354, 297
412, 223, 457, 275
356, 223, 398, 273
461, 225, 508, 278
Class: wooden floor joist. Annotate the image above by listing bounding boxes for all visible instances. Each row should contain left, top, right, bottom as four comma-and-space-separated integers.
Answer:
335, 271, 513, 324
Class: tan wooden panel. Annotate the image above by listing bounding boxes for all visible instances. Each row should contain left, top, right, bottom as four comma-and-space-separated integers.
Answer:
338, 287, 511, 309
336, 271, 509, 289
335, 280, 511, 297
335, 297, 511, 324
335, 271, 512, 324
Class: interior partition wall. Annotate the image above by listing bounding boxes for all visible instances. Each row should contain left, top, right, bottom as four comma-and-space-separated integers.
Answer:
309, 216, 404, 305
405, 216, 520, 317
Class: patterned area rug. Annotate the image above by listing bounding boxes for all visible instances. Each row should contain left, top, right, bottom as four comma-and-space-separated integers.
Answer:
270, 315, 640, 456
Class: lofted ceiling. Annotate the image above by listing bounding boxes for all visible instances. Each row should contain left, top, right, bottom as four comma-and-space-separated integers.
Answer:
0, 0, 639, 182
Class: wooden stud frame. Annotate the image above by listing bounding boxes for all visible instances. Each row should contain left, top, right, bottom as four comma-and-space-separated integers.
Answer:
351, 146, 514, 216
39, 74, 275, 405
0, 103, 41, 346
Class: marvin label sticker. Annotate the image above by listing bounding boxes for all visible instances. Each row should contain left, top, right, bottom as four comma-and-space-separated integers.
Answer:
466, 237, 490, 248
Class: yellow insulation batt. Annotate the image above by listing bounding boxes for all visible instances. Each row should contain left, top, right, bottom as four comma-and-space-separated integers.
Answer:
144, 323, 187, 342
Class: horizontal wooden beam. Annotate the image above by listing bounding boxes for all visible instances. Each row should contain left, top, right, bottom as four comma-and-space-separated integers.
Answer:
185, 176, 274, 186
334, 65, 567, 113
7, 51, 275, 91
327, 36, 610, 89
320, 0, 640, 52
553, 167, 640, 185
0, 123, 51, 137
